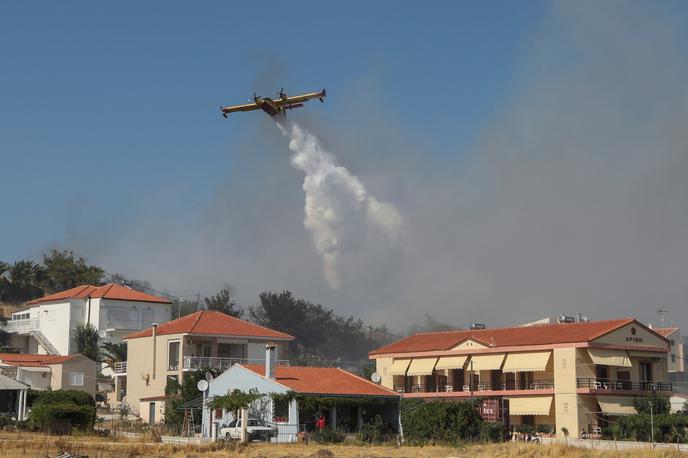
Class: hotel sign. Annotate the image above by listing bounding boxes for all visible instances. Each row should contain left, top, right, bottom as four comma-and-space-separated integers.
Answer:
480, 399, 500, 422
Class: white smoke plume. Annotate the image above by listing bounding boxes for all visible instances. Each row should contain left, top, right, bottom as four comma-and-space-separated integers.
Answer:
278, 121, 403, 289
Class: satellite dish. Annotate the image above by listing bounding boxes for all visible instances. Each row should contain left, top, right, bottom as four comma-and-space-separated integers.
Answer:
370, 372, 381, 383
98, 330, 107, 338
205, 372, 214, 383
197, 379, 209, 392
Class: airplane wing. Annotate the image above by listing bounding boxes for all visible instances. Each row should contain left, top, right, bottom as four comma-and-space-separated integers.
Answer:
276, 90, 326, 106
220, 102, 260, 116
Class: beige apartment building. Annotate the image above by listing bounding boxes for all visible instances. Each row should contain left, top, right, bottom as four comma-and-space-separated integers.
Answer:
370, 318, 672, 438
119, 310, 294, 422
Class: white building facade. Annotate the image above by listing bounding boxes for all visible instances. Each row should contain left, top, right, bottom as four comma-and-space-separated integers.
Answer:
4, 284, 172, 356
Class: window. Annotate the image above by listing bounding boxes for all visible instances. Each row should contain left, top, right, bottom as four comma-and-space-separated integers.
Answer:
670, 340, 675, 346
69, 372, 84, 386
168, 341, 180, 370
671, 354, 676, 363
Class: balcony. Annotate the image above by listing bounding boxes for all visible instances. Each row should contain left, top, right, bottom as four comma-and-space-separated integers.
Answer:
104, 319, 155, 332
2, 318, 39, 334
393, 380, 554, 394
113, 362, 127, 375
577, 378, 672, 392
181, 356, 290, 371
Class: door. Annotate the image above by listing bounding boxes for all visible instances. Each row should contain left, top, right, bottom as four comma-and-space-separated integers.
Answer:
149, 402, 156, 425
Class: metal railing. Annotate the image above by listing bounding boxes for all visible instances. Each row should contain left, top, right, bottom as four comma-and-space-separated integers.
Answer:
394, 379, 555, 394
577, 378, 672, 392
2, 318, 39, 333
114, 362, 127, 374
182, 356, 289, 371
104, 319, 155, 331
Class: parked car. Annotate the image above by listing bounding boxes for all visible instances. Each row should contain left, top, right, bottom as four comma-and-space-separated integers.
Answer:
219, 418, 277, 441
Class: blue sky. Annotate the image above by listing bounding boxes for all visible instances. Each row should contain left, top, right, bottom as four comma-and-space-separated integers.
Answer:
1, 2, 543, 262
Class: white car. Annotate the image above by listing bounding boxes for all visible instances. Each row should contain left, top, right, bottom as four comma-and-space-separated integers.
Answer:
219, 418, 277, 441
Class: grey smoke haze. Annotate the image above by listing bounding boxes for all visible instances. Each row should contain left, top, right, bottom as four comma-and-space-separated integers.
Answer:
65, 2, 688, 331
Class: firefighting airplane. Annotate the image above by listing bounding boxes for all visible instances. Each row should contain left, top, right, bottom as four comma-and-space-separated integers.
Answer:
220, 88, 326, 119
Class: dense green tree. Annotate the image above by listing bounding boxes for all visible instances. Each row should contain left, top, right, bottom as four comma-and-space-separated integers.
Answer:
101, 341, 127, 370
0, 260, 46, 305
73, 323, 100, 363
249, 291, 389, 363
204, 288, 244, 318
41, 249, 104, 293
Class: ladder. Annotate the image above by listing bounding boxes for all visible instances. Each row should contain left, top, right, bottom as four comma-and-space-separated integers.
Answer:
182, 409, 195, 437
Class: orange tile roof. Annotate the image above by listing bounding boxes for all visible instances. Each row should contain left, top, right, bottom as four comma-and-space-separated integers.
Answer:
123, 310, 294, 340
241, 364, 399, 397
370, 318, 649, 355
0, 353, 80, 365
654, 327, 678, 337
27, 283, 172, 305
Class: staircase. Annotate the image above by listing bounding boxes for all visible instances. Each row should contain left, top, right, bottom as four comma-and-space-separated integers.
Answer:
29, 329, 60, 355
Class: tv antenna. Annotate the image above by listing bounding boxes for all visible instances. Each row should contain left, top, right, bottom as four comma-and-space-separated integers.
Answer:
657, 308, 670, 330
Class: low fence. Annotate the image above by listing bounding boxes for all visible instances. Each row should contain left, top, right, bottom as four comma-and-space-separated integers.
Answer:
541, 436, 688, 452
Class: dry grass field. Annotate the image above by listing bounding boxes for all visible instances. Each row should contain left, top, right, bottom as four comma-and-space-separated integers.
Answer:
0, 433, 684, 458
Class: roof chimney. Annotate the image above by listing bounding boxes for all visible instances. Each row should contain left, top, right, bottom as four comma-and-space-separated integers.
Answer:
265, 342, 276, 380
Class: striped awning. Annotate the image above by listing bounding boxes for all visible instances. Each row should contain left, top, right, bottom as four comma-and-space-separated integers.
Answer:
468, 354, 505, 371
502, 351, 552, 372
507, 396, 553, 416
597, 396, 637, 415
406, 358, 438, 376
587, 349, 632, 367
390, 359, 411, 375
435, 355, 468, 370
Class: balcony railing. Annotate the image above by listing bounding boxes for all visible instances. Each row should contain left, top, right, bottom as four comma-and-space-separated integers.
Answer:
2, 318, 40, 333
394, 380, 555, 394
113, 362, 127, 374
182, 356, 289, 371
577, 378, 672, 392
104, 319, 155, 331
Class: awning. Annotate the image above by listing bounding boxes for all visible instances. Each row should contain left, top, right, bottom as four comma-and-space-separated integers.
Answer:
406, 358, 438, 376
597, 396, 637, 415
506, 396, 553, 416
390, 359, 411, 375
502, 351, 552, 372
628, 351, 665, 359
435, 355, 468, 370
587, 349, 632, 367
468, 354, 505, 371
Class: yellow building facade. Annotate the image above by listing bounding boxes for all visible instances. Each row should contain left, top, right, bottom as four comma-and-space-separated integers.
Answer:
370, 318, 671, 438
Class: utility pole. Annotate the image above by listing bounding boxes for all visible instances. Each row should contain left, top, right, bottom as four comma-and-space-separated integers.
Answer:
651, 403, 655, 447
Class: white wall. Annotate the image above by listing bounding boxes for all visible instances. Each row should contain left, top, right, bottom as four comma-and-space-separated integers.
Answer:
16, 368, 51, 390
38, 301, 72, 355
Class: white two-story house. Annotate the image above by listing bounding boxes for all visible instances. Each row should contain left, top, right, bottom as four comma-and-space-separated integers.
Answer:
5, 283, 172, 356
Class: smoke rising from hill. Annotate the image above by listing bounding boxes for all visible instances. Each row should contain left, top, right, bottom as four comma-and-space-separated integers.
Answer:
278, 121, 403, 289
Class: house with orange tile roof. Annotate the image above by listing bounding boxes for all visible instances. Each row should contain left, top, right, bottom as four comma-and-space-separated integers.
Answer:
3, 283, 172, 357
0, 353, 96, 397
369, 317, 672, 439
121, 310, 295, 420
200, 344, 400, 441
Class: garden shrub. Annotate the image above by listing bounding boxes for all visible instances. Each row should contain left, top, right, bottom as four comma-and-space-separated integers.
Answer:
400, 398, 489, 444
29, 390, 96, 432
358, 414, 395, 444
310, 427, 347, 443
